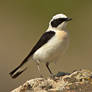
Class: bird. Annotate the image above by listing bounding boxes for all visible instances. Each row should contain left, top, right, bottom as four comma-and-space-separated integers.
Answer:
9, 14, 72, 78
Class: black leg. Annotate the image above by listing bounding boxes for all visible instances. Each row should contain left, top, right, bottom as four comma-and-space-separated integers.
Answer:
46, 62, 53, 75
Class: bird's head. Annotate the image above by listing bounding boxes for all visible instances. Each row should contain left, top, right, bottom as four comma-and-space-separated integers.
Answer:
49, 14, 72, 30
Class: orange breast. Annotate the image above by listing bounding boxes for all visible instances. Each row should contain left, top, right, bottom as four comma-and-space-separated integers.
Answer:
56, 30, 68, 40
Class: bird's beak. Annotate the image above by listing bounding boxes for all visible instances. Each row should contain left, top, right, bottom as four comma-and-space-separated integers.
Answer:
66, 18, 72, 21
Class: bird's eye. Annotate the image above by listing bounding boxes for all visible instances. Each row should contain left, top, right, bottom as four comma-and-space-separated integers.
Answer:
51, 18, 67, 27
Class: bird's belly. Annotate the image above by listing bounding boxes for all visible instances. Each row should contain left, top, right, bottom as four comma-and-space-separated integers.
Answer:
32, 32, 69, 63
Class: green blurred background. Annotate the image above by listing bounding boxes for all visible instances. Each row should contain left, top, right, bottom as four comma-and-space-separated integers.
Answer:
0, 0, 92, 91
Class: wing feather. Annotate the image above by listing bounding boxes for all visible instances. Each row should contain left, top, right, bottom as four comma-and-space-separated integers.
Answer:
9, 31, 55, 78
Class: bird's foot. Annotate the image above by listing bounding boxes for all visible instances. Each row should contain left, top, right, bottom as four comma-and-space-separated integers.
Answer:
49, 74, 56, 80
40, 74, 44, 78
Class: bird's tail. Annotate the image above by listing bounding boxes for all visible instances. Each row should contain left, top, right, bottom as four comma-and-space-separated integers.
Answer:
9, 55, 31, 79
9, 66, 27, 78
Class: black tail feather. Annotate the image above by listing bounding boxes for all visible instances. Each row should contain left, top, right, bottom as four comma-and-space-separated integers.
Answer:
9, 67, 27, 79
9, 55, 30, 78
9, 52, 32, 78
9, 65, 21, 76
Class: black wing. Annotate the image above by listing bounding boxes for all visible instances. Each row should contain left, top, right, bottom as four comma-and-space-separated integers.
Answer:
30, 31, 55, 55
9, 31, 55, 78
21, 30, 55, 65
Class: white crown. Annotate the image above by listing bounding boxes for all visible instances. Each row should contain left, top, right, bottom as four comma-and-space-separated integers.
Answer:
52, 14, 67, 20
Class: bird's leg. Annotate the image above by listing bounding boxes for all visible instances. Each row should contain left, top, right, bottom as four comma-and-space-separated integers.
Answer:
46, 62, 53, 75
46, 62, 56, 79
36, 61, 43, 77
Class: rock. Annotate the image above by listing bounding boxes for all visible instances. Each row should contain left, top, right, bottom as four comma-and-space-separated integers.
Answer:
11, 69, 92, 92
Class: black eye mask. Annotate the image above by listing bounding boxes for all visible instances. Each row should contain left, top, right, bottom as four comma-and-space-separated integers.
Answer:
51, 18, 67, 27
